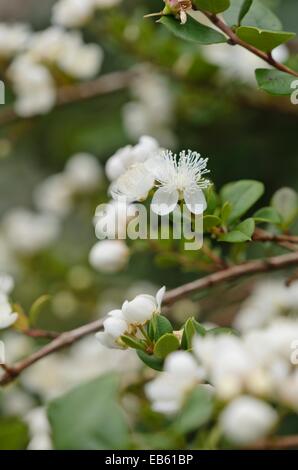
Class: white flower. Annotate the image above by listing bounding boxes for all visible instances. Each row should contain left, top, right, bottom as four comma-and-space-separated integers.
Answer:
105, 135, 160, 181
89, 240, 129, 273
121, 286, 165, 324
33, 174, 73, 217
145, 351, 205, 414
148, 150, 210, 215
64, 153, 103, 192
0, 23, 31, 58
219, 396, 278, 445
8, 56, 56, 117
94, 200, 138, 239
96, 309, 128, 349
110, 163, 155, 202
52, 0, 95, 27
0, 301, 18, 329
2, 208, 60, 255
57, 32, 103, 79
27, 27, 70, 62
0, 273, 14, 296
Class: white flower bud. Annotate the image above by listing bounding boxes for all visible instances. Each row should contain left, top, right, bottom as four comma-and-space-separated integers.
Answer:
103, 314, 127, 339
89, 240, 129, 273
64, 153, 103, 192
219, 396, 278, 445
122, 286, 165, 324
0, 301, 18, 329
0, 273, 14, 295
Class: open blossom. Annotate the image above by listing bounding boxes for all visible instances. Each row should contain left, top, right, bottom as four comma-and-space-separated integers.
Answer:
110, 163, 155, 202
122, 286, 165, 324
89, 240, 130, 273
219, 396, 278, 445
145, 351, 206, 414
148, 150, 210, 215
0, 23, 31, 58
105, 135, 160, 181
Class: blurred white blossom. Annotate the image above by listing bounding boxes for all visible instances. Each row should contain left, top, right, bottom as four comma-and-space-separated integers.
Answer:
89, 239, 129, 273
64, 153, 103, 192
0, 23, 31, 58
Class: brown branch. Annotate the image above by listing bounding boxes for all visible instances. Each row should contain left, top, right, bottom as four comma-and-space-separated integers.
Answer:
0, 69, 135, 127
253, 228, 298, 245
23, 328, 60, 339
246, 434, 298, 450
0, 318, 104, 386
163, 250, 298, 305
201, 11, 298, 78
1, 250, 298, 386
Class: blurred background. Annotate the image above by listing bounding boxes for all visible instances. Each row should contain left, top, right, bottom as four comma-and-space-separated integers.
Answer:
0, 0, 297, 450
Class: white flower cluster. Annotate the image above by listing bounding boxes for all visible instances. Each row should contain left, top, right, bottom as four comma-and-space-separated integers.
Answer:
96, 286, 165, 348
122, 68, 176, 147
0, 273, 18, 330
8, 26, 103, 116
0, 153, 102, 258
52, 0, 122, 28
0, 23, 31, 58
234, 279, 298, 332
146, 298, 298, 445
34, 152, 103, 218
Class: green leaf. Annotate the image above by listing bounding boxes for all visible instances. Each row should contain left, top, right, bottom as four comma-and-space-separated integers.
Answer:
220, 180, 264, 222
181, 317, 206, 350
253, 206, 282, 224
271, 187, 298, 227
238, 0, 253, 25
193, 0, 230, 14
208, 326, 239, 335
29, 294, 51, 327
224, 0, 282, 30
173, 387, 214, 433
236, 218, 255, 238
203, 215, 222, 231
120, 335, 146, 351
159, 14, 227, 45
0, 417, 30, 450
236, 26, 295, 52
255, 69, 296, 96
219, 230, 251, 242
148, 314, 173, 342
48, 374, 129, 450
154, 333, 180, 359
221, 201, 232, 224
137, 350, 164, 371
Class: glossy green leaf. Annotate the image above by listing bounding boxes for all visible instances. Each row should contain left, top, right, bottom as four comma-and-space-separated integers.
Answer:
253, 207, 282, 224
220, 180, 264, 222
121, 335, 146, 351
181, 317, 206, 350
255, 69, 296, 96
173, 387, 214, 433
193, 0, 230, 14
154, 333, 180, 359
238, 0, 253, 24
219, 230, 251, 242
48, 374, 129, 450
221, 201, 232, 224
271, 187, 298, 227
148, 314, 173, 342
203, 215, 222, 231
137, 350, 164, 371
29, 294, 51, 326
236, 26, 295, 52
236, 218, 255, 238
159, 14, 227, 44
224, 0, 282, 30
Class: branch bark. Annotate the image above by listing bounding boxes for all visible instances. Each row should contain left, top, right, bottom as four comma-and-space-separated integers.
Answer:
246, 434, 298, 450
201, 11, 298, 78
0, 70, 135, 127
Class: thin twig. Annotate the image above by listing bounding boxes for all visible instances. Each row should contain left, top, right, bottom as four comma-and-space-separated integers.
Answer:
246, 434, 298, 450
201, 11, 298, 78
0, 318, 104, 386
163, 250, 298, 305
0, 69, 136, 127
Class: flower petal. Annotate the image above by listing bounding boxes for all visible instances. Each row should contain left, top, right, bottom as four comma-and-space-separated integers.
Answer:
151, 188, 178, 216
155, 286, 166, 312
184, 188, 207, 215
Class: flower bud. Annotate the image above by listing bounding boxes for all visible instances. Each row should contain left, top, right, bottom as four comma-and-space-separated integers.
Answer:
122, 286, 165, 324
89, 240, 129, 273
